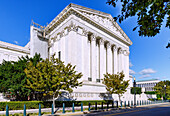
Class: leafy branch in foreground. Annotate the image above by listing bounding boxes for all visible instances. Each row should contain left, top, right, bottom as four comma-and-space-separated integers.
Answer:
107, 0, 170, 37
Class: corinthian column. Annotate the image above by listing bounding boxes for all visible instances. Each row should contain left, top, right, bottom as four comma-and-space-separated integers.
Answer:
113, 45, 117, 74
99, 38, 105, 81
118, 48, 123, 72
91, 34, 97, 82
123, 50, 130, 80
106, 42, 112, 74
82, 30, 89, 81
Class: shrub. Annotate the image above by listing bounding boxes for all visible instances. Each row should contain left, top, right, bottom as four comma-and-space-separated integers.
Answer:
131, 87, 142, 94
144, 91, 156, 94
167, 98, 170, 100
0, 100, 113, 111
157, 98, 162, 101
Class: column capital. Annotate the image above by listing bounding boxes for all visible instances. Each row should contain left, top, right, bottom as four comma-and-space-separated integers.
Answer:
107, 42, 111, 48
112, 45, 117, 51
123, 50, 130, 56
91, 34, 97, 41
118, 48, 123, 54
99, 38, 105, 45
82, 29, 88, 37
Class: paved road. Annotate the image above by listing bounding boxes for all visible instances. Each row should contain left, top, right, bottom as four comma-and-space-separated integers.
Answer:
74, 103, 170, 116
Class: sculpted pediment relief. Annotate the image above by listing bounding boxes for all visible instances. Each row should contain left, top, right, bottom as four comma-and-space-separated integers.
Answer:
79, 11, 131, 44
82, 12, 117, 32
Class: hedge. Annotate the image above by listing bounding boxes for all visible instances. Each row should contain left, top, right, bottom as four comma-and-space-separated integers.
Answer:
144, 91, 156, 94
0, 100, 113, 111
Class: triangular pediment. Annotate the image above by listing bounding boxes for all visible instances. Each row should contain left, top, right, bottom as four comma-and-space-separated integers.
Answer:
70, 4, 132, 45
80, 11, 123, 37
45, 3, 132, 46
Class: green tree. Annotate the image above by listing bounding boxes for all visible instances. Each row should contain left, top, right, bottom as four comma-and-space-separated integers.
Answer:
102, 72, 129, 103
25, 57, 82, 111
131, 87, 142, 94
107, 0, 170, 37
154, 80, 170, 100
0, 53, 42, 101
0, 61, 14, 93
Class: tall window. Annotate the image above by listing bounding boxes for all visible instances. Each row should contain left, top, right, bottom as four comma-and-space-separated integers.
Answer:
58, 51, 61, 60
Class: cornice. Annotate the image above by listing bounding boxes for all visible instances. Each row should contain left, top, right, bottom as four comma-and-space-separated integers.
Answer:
45, 4, 132, 46
0, 41, 30, 54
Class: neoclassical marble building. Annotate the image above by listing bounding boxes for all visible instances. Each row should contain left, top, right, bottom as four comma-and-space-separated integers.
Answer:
1, 3, 134, 101
0, 41, 30, 64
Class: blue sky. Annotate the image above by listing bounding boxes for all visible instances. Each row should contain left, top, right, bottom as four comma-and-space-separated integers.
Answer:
0, 0, 169, 81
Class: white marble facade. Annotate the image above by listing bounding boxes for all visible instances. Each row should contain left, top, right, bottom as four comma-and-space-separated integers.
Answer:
0, 41, 30, 64
1, 3, 134, 101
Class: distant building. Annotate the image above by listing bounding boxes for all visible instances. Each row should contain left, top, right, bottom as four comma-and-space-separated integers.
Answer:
136, 79, 160, 92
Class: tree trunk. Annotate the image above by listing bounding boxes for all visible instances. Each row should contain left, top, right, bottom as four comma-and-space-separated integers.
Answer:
118, 94, 121, 106
53, 93, 55, 112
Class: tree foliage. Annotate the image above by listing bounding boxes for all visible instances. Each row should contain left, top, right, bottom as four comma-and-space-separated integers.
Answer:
107, 0, 170, 37
166, 42, 170, 48
25, 56, 83, 109
131, 87, 142, 94
102, 72, 129, 102
0, 53, 42, 101
154, 80, 170, 99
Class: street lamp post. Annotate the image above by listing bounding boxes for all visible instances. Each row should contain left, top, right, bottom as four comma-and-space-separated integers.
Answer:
164, 85, 166, 101
134, 77, 136, 107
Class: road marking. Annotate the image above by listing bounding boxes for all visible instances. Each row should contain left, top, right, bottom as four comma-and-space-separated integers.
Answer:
105, 108, 148, 116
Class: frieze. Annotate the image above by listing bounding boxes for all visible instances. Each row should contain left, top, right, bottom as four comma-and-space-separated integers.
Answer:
49, 22, 122, 52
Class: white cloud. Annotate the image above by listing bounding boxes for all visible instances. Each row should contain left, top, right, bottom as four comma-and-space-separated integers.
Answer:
14, 41, 18, 44
129, 61, 133, 67
139, 68, 156, 75
129, 69, 136, 75
139, 74, 151, 79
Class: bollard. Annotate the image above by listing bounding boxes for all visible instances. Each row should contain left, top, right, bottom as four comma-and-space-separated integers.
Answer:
142, 100, 143, 105
128, 101, 130, 107
101, 102, 103, 110
88, 103, 91, 111
131, 101, 133, 107
116, 101, 118, 108
6, 105, 9, 116
121, 101, 122, 108
51, 104, 54, 114
140, 100, 141, 106
112, 101, 114, 108
137, 101, 138, 106
81, 103, 83, 112
39, 104, 41, 116
124, 101, 126, 108
72, 103, 75, 112
24, 104, 26, 116
63, 103, 65, 113
107, 102, 109, 110
95, 102, 97, 110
